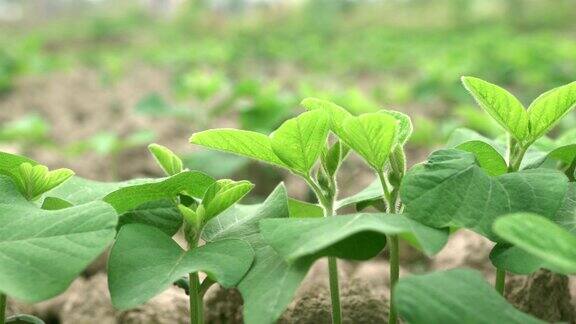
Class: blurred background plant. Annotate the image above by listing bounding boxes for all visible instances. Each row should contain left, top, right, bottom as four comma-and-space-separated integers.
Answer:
0, 0, 574, 187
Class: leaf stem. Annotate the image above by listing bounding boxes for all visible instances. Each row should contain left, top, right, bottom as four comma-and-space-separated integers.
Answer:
189, 272, 203, 324
304, 175, 342, 324
199, 278, 216, 298
377, 170, 400, 324
0, 293, 5, 324
495, 268, 506, 295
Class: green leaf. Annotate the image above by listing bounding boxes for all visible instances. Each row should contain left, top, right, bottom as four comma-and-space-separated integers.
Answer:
148, 143, 183, 176
335, 180, 381, 210
494, 213, 576, 274
41, 197, 73, 210
461, 76, 529, 141
380, 110, 412, 145
300, 97, 352, 133
394, 269, 544, 324
46, 176, 193, 236
0, 176, 117, 302
261, 213, 448, 262
190, 129, 287, 168
338, 113, 398, 172
108, 224, 253, 310
401, 149, 569, 242
0, 151, 37, 174
202, 179, 254, 221
455, 140, 507, 176
288, 198, 324, 218
202, 184, 311, 324
10, 163, 74, 201
270, 110, 330, 175
527, 81, 576, 142
103, 171, 214, 214
489, 243, 545, 275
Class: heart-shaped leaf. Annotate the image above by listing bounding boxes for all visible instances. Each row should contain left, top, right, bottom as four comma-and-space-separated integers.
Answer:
394, 269, 544, 324
148, 143, 183, 176
108, 224, 254, 310
0, 177, 117, 302
401, 149, 569, 242
494, 213, 576, 274
260, 213, 448, 262
527, 81, 576, 143
202, 184, 312, 324
270, 110, 330, 175
461, 76, 529, 141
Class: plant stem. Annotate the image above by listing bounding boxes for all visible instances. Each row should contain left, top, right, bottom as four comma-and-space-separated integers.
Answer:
377, 171, 400, 324
327, 256, 342, 324
495, 268, 506, 295
304, 176, 342, 324
189, 272, 203, 324
0, 293, 6, 324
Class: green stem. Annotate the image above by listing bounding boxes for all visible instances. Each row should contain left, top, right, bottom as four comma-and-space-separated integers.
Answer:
328, 256, 342, 324
189, 272, 203, 324
0, 293, 6, 324
304, 175, 342, 324
495, 268, 506, 295
377, 171, 400, 324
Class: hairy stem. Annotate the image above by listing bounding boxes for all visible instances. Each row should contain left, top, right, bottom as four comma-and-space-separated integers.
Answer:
305, 175, 342, 324
495, 268, 506, 295
0, 293, 6, 324
378, 171, 400, 324
189, 272, 203, 324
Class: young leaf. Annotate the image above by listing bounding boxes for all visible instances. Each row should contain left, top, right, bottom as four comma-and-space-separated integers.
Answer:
300, 97, 352, 133
190, 129, 287, 168
494, 213, 576, 274
148, 143, 183, 176
380, 110, 412, 146
455, 140, 507, 176
108, 224, 254, 310
0, 151, 37, 174
461, 76, 529, 141
527, 81, 576, 142
202, 179, 254, 221
0, 177, 117, 302
394, 269, 544, 324
401, 149, 569, 242
288, 198, 324, 218
103, 171, 214, 214
338, 113, 398, 172
10, 163, 75, 201
489, 243, 546, 275
270, 110, 330, 175
260, 213, 449, 261
41, 197, 73, 210
202, 184, 312, 324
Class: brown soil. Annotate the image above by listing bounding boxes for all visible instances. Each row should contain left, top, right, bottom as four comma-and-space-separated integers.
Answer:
506, 270, 575, 323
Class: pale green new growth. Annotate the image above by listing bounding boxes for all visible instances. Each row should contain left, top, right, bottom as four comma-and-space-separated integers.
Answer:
339, 113, 398, 172
380, 110, 412, 146
527, 81, 576, 142
462, 77, 576, 145
300, 97, 352, 133
461, 76, 529, 141
148, 143, 183, 176
10, 163, 75, 201
455, 140, 507, 176
270, 110, 330, 175
190, 129, 287, 167
494, 213, 576, 274
201, 179, 254, 221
